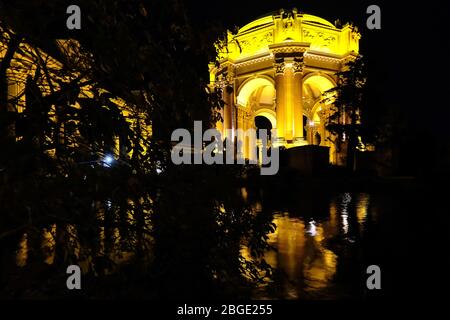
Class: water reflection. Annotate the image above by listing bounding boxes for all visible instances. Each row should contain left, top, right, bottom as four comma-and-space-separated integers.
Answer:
42, 224, 56, 265
356, 193, 370, 231
14, 222, 133, 274
252, 192, 373, 299
340, 193, 351, 235
306, 219, 317, 236
13, 189, 376, 300
15, 233, 28, 267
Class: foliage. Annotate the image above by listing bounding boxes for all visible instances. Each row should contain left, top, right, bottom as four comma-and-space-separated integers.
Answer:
0, 0, 274, 298
324, 55, 368, 170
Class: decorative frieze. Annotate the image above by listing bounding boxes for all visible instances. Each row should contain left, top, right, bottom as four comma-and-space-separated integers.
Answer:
234, 55, 273, 69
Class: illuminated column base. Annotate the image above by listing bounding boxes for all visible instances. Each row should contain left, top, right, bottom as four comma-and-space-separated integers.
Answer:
292, 137, 308, 146
272, 137, 286, 148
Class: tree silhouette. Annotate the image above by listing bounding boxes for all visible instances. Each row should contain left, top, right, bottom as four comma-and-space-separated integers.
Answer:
0, 0, 273, 298
324, 55, 367, 171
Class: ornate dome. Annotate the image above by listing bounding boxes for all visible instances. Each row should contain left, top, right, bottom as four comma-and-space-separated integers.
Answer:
219, 8, 359, 60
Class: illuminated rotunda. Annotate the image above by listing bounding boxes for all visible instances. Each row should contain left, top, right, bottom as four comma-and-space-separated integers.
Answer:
209, 9, 360, 164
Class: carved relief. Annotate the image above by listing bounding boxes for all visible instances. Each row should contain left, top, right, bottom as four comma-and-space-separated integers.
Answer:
302, 29, 336, 47
238, 39, 250, 52
236, 31, 273, 55
283, 16, 294, 30
262, 31, 273, 43
320, 33, 336, 46
303, 29, 315, 41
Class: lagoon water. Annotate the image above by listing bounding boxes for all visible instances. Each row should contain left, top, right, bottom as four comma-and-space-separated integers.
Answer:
244, 191, 392, 299
11, 180, 444, 300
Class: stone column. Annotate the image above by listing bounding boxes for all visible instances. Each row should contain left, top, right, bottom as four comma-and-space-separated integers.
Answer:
224, 67, 235, 141
273, 60, 286, 147
292, 58, 306, 146
223, 85, 233, 140
236, 107, 244, 160
284, 65, 294, 141
244, 109, 257, 162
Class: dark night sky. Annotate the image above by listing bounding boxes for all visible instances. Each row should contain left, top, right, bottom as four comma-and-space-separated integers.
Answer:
4, 0, 449, 137
186, 0, 450, 138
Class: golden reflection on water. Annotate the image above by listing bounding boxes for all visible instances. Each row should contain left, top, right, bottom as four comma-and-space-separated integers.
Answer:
14, 195, 142, 271
15, 222, 132, 271
15, 227, 58, 267
42, 224, 56, 265
339, 193, 352, 235
265, 214, 337, 298
267, 216, 305, 283
356, 193, 370, 230
247, 192, 371, 299
14, 191, 372, 299
302, 225, 337, 291
15, 233, 28, 267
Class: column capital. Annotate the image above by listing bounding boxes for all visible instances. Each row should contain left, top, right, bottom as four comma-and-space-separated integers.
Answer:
274, 61, 285, 75
292, 56, 304, 74
226, 67, 235, 83
292, 60, 304, 74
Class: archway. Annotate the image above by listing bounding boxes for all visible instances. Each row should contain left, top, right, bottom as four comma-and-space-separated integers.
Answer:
236, 77, 276, 160
254, 108, 276, 128
302, 74, 337, 162
254, 115, 273, 140
237, 77, 275, 108
254, 115, 273, 165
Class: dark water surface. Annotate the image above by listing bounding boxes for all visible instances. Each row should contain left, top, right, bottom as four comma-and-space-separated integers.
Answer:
9, 178, 450, 300
246, 177, 450, 301
243, 190, 391, 299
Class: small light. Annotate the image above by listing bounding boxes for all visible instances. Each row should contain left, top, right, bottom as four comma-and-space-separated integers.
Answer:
308, 120, 315, 127
104, 155, 114, 164
307, 220, 317, 236
102, 154, 115, 167
156, 161, 163, 174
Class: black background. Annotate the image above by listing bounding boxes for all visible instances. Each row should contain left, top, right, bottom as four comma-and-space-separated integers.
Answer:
0, 0, 449, 313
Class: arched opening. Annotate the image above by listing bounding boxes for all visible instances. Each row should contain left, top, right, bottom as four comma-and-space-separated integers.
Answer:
237, 77, 275, 108
302, 74, 337, 163
236, 77, 276, 160
255, 115, 272, 140
254, 115, 273, 165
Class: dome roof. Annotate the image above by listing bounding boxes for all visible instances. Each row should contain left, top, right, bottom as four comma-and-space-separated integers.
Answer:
217, 8, 359, 60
